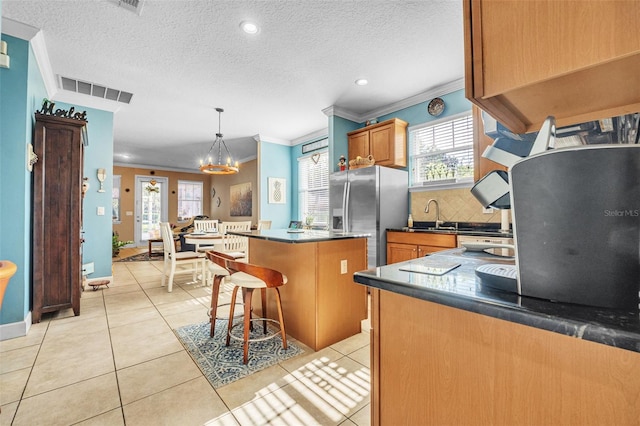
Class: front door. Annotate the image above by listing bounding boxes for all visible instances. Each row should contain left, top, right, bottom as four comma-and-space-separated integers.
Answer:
134, 175, 168, 246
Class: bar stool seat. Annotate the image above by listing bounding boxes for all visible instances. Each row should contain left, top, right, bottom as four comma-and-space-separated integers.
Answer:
223, 257, 288, 364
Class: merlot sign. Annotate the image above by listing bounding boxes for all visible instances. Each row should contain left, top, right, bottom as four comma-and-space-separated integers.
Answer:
37, 99, 87, 121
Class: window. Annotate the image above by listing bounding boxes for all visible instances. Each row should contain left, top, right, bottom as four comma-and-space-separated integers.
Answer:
410, 112, 474, 188
112, 175, 121, 223
177, 180, 203, 221
298, 149, 329, 227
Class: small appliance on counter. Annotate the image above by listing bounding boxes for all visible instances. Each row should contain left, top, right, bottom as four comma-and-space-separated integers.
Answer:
472, 116, 640, 311
510, 144, 640, 311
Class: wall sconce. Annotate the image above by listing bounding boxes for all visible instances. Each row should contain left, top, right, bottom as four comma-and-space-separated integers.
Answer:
0, 41, 10, 69
97, 168, 106, 192
27, 143, 38, 172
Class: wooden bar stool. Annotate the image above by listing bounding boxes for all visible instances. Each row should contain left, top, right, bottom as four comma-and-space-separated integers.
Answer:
205, 251, 243, 337
224, 257, 288, 364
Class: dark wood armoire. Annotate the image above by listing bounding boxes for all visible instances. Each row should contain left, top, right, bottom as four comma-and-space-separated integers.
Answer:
32, 113, 86, 323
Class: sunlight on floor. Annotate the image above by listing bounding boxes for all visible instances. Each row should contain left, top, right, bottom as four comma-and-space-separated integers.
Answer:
206, 355, 371, 425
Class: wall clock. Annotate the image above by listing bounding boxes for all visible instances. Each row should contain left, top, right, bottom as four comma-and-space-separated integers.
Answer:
427, 97, 445, 116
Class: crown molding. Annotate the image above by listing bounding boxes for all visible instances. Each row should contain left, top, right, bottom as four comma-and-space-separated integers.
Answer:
256, 134, 291, 146
114, 155, 257, 174
321, 78, 466, 125
2, 18, 57, 99
322, 105, 361, 122
291, 127, 328, 145
1, 17, 39, 40
362, 78, 465, 120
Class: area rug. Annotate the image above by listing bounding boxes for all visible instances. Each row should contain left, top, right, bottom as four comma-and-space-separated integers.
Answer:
115, 253, 157, 262
175, 320, 304, 388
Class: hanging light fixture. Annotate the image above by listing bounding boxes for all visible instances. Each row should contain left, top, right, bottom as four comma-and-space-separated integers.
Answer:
199, 107, 239, 175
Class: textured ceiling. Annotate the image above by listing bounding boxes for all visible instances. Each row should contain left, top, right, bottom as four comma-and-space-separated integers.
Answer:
2, 0, 465, 172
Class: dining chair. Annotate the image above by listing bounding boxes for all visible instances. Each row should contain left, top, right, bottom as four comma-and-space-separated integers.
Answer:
192, 219, 220, 252
257, 220, 272, 230
218, 221, 251, 262
160, 222, 205, 292
194, 219, 218, 233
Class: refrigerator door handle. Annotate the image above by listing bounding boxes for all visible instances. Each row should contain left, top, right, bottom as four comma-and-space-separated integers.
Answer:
343, 181, 351, 233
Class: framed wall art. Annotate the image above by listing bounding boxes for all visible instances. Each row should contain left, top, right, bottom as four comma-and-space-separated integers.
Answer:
268, 177, 286, 204
230, 182, 252, 216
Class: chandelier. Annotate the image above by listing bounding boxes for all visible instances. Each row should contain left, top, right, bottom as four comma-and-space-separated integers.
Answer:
199, 107, 239, 175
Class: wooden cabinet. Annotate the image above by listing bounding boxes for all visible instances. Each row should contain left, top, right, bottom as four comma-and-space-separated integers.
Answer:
463, 0, 640, 134
472, 105, 506, 182
386, 231, 456, 264
347, 118, 408, 168
369, 289, 640, 425
32, 113, 86, 323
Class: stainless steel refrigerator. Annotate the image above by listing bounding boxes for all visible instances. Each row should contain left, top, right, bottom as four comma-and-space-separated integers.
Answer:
330, 165, 408, 268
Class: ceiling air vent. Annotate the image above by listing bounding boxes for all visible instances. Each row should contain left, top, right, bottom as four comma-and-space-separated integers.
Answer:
108, 0, 145, 15
59, 76, 134, 104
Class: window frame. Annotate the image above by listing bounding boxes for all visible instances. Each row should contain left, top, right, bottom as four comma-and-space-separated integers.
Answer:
177, 180, 204, 222
408, 111, 475, 192
297, 148, 329, 228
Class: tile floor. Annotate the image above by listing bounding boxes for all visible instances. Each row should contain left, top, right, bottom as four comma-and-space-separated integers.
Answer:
0, 248, 371, 425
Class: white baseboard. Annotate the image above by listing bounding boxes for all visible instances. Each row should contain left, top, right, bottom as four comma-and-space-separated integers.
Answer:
0, 311, 32, 341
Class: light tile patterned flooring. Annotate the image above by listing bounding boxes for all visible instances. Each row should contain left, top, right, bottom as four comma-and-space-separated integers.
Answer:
0, 248, 371, 425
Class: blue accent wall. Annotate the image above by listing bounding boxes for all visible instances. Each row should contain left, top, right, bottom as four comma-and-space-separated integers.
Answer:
377, 89, 472, 132
259, 140, 292, 229
0, 33, 114, 328
0, 35, 47, 325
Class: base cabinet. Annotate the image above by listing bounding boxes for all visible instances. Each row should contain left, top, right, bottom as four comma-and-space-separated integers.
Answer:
369, 289, 640, 425
386, 231, 456, 264
32, 113, 85, 323
248, 237, 367, 351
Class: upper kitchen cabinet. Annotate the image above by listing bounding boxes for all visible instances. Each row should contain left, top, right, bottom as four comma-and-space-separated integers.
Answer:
347, 118, 408, 168
463, 0, 640, 134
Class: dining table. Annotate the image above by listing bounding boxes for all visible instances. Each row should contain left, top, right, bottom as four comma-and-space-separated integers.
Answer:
182, 232, 224, 286
183, 232, 224, 253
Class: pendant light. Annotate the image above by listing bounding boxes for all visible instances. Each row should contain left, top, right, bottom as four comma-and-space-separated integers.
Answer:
199, 107, 239, 175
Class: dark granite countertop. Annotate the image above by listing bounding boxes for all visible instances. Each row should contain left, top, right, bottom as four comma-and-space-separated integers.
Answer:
354, 248, 640, 353
388, 221, 513, 238
228, 229, 371, 243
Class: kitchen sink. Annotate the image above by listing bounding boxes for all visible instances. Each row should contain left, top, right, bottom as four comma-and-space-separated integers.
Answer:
407, 221, 512, 236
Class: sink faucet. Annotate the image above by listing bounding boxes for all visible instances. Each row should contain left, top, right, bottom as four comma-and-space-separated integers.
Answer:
425, 199, 443, 229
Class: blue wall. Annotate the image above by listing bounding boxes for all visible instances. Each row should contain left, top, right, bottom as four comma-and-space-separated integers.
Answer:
259, 140, 293, 229
0, 34, 114, 329
377, 89, 472, 138
0, 35, 47, 325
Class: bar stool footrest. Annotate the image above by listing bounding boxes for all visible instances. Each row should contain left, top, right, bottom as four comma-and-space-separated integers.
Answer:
228, 318, 283, 343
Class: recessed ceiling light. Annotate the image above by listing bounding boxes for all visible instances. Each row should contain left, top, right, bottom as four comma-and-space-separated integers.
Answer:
355, 79, 368, 86
240, 21, 259, 34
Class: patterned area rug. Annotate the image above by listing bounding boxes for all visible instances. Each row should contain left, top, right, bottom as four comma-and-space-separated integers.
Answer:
115, 253, 157, 262
175, 320, 304, 388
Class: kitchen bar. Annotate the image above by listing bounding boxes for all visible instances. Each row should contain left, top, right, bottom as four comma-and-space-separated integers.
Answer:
230, 229, 370, 351
354, 248, 640, 425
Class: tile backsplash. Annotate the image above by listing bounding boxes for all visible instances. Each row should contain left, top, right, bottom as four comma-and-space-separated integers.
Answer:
410, 188, 504, 223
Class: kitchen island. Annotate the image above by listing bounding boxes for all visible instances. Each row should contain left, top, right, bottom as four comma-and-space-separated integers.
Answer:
231, 229, 369, 351
354, 248, 640, 425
